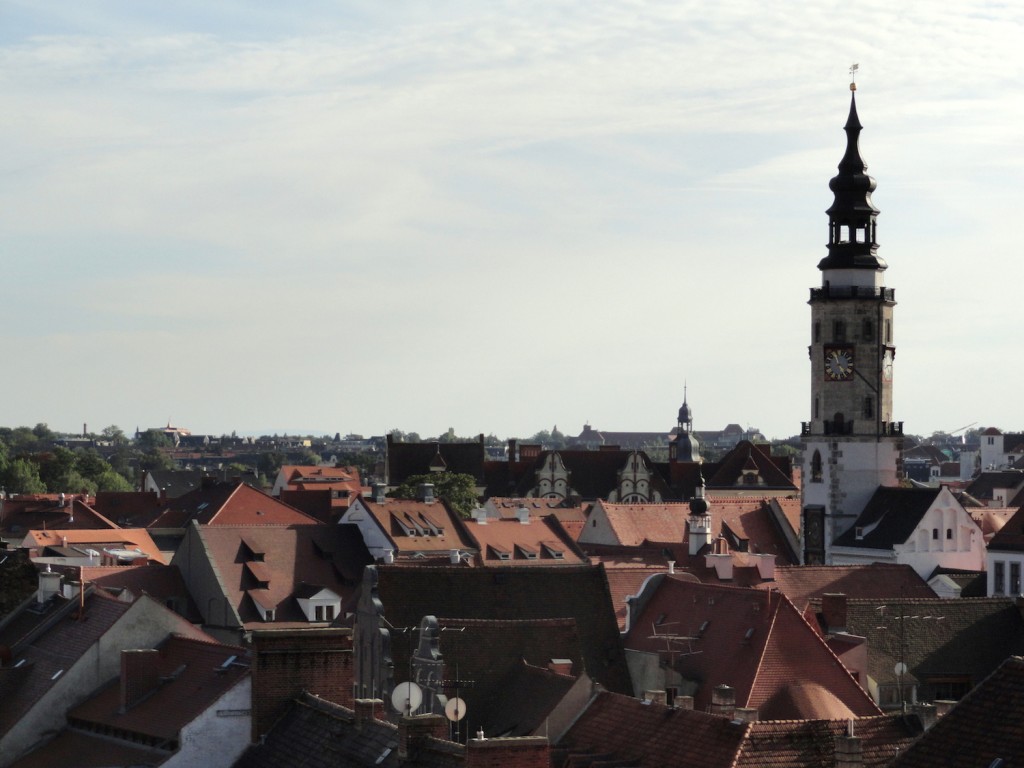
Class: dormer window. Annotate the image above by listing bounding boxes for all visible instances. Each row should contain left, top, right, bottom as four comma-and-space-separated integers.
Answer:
515, 544, 538, 560
488, 545, 511, 561
542, 543, 565, 559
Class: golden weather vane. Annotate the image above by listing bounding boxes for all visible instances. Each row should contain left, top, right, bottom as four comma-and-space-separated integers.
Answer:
850, 62, 859, 90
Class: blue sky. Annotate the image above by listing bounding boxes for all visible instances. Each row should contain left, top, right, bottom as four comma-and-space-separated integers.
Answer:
1, 1, 1021, 440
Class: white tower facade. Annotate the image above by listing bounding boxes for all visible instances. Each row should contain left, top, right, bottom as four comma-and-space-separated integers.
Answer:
800, 83, 903, 565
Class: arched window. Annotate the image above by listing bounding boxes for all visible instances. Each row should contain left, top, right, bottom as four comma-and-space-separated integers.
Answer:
811, 450, 823, 482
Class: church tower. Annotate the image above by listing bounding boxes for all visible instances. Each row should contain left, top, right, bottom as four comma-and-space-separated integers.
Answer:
800, 78, 903, 565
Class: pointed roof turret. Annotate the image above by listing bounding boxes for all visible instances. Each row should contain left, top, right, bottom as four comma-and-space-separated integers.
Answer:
818, 77, 886, 272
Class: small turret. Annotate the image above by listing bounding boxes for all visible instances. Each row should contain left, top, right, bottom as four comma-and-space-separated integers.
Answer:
687, 476, 712, 556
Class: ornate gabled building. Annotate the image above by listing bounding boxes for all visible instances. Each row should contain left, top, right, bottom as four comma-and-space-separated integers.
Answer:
801, 80, 903, 565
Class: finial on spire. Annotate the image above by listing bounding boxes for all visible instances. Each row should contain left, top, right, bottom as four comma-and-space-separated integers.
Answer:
849, 62, 859, 91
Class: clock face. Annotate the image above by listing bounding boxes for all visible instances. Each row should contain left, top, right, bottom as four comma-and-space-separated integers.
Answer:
824, 347, 854, 381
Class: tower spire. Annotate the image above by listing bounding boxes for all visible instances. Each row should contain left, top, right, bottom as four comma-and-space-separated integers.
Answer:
818, 70, 885, 272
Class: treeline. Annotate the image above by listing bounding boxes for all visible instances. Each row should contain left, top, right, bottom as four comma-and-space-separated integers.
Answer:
0, 424, 141, 496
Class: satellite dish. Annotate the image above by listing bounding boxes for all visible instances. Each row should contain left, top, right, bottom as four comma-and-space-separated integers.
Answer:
894, 662, 908, 676
445, 697, 467, 722
391, 682, 423, 715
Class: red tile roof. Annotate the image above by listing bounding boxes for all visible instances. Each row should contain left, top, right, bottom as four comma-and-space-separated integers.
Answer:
762, 564, 934, 612
556, 691, 748, 768
624, 579, 880, 720
181, 524, 372, 628
68, 634, 249, 742
737, 716, 922, 767
151, 481, 320, 528
462, 516, 586, 566
8, 729, 169, 768
20, 527, 166, 564
350, 498, 475, 556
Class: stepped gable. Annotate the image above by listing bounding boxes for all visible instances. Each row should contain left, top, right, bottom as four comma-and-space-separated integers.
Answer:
373, 563, 632, 695
513, 449, 672, 501
890, 656, 1024, 768
833, 487, 941, 548
845, 596, 1024, 695
765, 564, 933, 612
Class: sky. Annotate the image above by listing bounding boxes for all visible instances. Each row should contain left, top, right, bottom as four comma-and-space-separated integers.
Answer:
1, 1, 1022, 441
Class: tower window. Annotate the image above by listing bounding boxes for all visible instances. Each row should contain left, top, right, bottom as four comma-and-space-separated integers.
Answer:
932, 528, 939, 540
811, 450, 823, 482
833, 321, 846, 342
862, 319, 873, 340
946, 528, 953, 540
885, 320, 892, 343
814, 397, 820, 420
814, 322, 821, 343
864, 396, 874, 419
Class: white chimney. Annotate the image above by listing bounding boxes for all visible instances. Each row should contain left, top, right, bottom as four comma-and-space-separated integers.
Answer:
450, 549, 461, 564
516, 507, 530, 524
382, 549, 395, 564
37, 567, 62, 604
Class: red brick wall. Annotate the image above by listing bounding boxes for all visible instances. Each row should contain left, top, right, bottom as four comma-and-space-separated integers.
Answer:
250, 628, 353, 741
466, 737, 550, 768
121, 649, 160, 711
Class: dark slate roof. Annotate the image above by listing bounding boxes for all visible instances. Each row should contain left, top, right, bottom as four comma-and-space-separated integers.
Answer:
833, 487, 941, 548
387, 436, 486, 485
890, 656, 1024, 768
145, 469, 203, 498
963, 470, 1024, 502
234, 693, 463, 768
844, 597, 1024, 688
703, 441, 795, 490
8, 730, 170, 768
422, 618, 584, 737
0, 590, 131, 739
927, 567, 988, 597
374, 563, 632, 695
987, 504, 1024, 552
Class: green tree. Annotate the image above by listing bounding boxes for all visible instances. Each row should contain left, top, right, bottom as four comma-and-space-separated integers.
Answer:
101, 425, 128, 444
95, 470, 134, 492
257, 451, 286, 479
32, 423, 55, 440
391, 472, 479, 518
37, 447, 77, 490
6, 458, 46, 494
137, 429, 172, 450
75, 449, 113, 482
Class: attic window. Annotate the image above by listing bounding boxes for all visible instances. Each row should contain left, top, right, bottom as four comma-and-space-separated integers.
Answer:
264, 609, 275, 621
698, 620, 709, 636
743, 628, 755, 642
855, 527, 865, 540
515, 544, 538, 560
488, 545, 511, 561
542, 543, 565, 559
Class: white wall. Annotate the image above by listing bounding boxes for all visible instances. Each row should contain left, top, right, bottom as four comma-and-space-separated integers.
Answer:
167, 677, 252, 768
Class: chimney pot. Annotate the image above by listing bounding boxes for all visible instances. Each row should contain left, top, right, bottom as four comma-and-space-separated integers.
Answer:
711, 684, 736, 718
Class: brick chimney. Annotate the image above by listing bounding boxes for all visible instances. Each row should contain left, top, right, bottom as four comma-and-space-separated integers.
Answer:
250, 628, 353, 741
834, 720, 863, 768
466, 736, 550, 768
734, 707, 759, 723
710, 684, 735, 718
675, 695, 694, 710
353, 698, 382, 731
398, 714, 448, 759
644, 690, 667, 705
120, 649, 160, 712
821, 593, 848, 633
